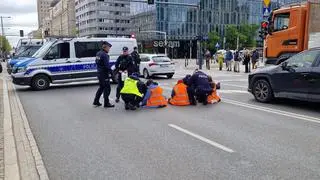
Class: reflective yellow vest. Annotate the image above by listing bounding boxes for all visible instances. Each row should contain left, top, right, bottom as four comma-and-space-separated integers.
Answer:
120, 78, 143, 97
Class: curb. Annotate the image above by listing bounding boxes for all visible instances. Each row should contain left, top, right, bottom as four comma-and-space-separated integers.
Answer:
1, 63, 49, 180
3, 79, 19, 180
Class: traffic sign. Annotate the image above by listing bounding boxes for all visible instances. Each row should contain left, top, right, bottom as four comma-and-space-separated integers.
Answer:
263, 6, 271, 17
215, 42, 220, 48
263, 0, 271, 7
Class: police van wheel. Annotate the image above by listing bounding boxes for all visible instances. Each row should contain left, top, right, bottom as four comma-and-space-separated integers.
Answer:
143, 69, 150, 79
31, 74, 50, 90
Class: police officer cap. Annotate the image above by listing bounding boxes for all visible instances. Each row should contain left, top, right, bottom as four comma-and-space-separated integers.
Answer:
123, 46, 129, 51
102, 41, 112, 47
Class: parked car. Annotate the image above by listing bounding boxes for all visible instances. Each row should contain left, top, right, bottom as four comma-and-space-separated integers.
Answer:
139, 54, 175, 79
248, 48, 320, 103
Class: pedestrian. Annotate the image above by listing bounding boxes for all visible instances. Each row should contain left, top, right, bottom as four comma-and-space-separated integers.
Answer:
225, 48, 233, 71
205, 49, 211, 70
168, 79, 190, 106
131, 47, 141, 74
93, 41, 115, 108
115, 47, 135, 103
251, 49, 259, 69
120, 72, 146, 110
233, 50, 240, 72
217, 52, 224, 71
188, 69, 213, 105
243, 50, 251, 73
141, 80, 167, 108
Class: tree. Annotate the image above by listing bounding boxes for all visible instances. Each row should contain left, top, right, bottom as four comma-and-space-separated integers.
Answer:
204, 31, 220, 53
239, 24, 259, 48
0, 36, 11, 53
225, 25, 239, 49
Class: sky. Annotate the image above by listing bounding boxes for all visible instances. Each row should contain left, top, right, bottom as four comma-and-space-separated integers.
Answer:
0, 0, 38, 47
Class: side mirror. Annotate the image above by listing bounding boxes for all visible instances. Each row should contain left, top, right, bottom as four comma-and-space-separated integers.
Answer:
44, 55, 55, 60
281, 61, 288, 69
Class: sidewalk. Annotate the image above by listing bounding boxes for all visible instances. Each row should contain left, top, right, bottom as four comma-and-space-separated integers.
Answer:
0, 63, 49, 180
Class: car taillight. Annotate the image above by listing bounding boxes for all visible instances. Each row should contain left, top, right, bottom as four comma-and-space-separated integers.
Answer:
149, 63, 157, 67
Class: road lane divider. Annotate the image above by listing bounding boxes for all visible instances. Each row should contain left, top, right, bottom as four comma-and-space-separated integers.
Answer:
221, 83, 248, 88
223, 98, 320, 124
168, 124, 235, 153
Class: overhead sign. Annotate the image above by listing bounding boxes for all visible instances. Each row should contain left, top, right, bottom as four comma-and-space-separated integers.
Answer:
263, 6, 271, 17
263, 0, 271, 7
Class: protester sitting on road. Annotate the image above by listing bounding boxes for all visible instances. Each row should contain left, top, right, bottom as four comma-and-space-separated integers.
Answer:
188, 70, 213, 105
207, 76, 221, 104
120, 73, 146, 110
141, 80, 167, 108
168, 79, 190, 106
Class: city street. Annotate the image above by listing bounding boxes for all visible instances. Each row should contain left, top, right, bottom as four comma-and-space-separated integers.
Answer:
14, 61, 320, 180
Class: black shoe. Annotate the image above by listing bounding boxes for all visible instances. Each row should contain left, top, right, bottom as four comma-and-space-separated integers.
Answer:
128, 103, 136, 110
203, 101, 208, 105
104, 103, 115, 108
125, 104, 130, 110
93, 102, 102, 107
115, 98, 120, 103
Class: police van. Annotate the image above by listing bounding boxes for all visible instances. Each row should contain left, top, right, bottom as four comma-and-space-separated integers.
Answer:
11, 37, 137, 90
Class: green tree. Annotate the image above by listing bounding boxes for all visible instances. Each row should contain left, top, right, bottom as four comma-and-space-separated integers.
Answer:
225, 25, 239, 49
239, 24, 259, 48
203, 31, 220, 53
0, 36, 11, 53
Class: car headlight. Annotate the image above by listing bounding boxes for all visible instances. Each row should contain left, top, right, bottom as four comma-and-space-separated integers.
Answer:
13, 66, 27, 73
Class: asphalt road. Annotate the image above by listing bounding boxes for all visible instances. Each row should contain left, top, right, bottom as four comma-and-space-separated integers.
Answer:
15, 65, 320, 180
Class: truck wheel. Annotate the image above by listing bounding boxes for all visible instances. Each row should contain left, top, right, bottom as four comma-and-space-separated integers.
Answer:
253, 79, 273, 103
31, 74, 50, 90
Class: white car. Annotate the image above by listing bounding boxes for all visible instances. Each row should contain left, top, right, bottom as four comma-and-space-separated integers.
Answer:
139, 54, 175, 79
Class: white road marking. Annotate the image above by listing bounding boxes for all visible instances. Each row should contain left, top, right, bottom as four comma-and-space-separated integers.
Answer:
168, 124, 235, 153
219, 79, 248, 82
222, 83, 247, 88
218, 90, 249, 94
223, 98, 320, 124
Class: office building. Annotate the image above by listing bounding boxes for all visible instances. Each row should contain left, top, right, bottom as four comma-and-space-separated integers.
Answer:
75, 0, 131, 37
37, 0, 54, 28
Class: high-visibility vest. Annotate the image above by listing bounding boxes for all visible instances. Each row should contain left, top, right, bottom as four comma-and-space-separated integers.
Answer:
169, 83, 190, 106
120, 78, 143, 97
146, 86, 167, 107
207, 83, 221, 104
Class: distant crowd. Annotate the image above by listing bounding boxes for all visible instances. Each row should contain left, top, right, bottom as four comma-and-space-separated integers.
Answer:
204, 48, 261, 73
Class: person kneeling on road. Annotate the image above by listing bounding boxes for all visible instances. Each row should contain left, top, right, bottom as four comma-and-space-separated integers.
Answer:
141, 80, 167, 108
188, 70, 213, 105
168, 79, 190, 106
120, 73, 146, 110
207, 76, 221, 104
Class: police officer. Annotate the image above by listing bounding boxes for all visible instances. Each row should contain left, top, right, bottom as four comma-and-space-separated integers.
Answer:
93, 41, 115, 108
188, 70, 213, 105
131, 47, 141, 73
115, 47, 135, 103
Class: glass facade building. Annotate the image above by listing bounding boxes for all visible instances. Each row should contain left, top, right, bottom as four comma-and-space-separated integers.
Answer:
130, 0, 304, 57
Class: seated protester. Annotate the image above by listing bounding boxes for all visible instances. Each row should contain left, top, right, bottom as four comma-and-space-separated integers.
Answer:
141, 80, 167, 108
188, 69, 213, 105
168, 79, 190, 106
207, 76, 221, 104
120, 73, 147, 110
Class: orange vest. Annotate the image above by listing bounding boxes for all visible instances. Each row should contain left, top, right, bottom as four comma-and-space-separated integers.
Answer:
169, 83, 190, 106
146, 86, 168, 107
207, 84, 221, 104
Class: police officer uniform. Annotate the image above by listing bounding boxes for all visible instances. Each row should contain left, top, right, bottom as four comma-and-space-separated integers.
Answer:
131, 47, 141, 73
188, 70, 213, 105
93, 41, 115, 108
115, 47, 135, 102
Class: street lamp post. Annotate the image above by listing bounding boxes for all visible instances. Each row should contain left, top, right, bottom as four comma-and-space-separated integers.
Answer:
0, 16, 11, 58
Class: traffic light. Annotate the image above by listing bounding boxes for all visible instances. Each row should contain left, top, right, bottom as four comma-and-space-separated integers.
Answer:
19, 30, 24, 37
147, 0, 154, 5
259, 21, 269, 39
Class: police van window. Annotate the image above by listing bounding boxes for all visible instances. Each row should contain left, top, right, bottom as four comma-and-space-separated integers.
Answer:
273, 13, 290, 32
75, 42, 100, 58
46, 42, 70, 59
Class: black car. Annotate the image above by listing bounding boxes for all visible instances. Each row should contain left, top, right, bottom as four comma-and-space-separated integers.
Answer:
248, 48, 320, 103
